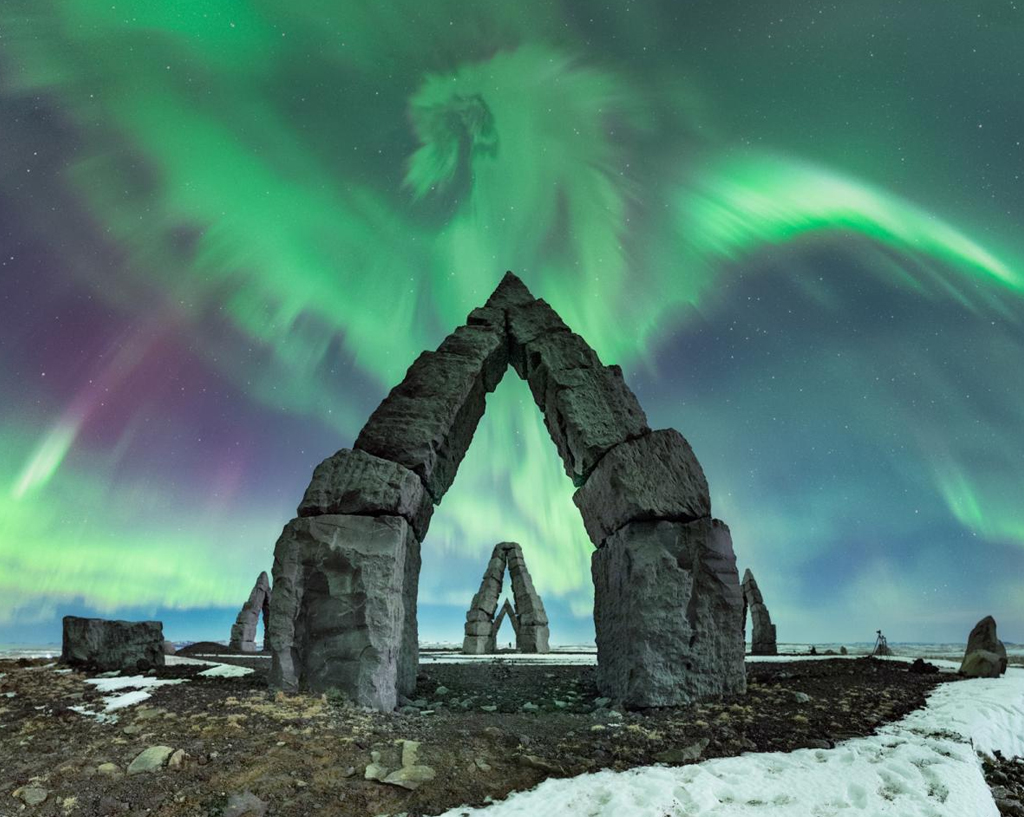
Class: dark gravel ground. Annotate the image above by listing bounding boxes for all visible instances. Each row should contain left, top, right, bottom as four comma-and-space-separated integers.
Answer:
984, 752, 1024, 816
0, 656, 967, 817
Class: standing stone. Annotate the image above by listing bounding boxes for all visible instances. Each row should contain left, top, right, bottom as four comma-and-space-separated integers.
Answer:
462, 542, 550, 655
959, 615, 1008, 678
592, 519, 746, 707
267, 514, 418, 710
229, 571, 272, 653
740, 569, 778, 656
62, 617, 165, 671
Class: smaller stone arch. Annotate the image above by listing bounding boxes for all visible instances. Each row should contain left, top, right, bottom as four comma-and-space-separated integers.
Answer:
229, 571, 272, 653
463, 542, 550, 654
741, 569, 777, 656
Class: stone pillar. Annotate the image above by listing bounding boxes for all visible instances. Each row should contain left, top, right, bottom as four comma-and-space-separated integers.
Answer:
462, 545, 506, 654
505, 543, 550, 653
741, 569, 778, 656
229, 571, 271, 653
592, 519, 746, 707
267, 514, 418, 711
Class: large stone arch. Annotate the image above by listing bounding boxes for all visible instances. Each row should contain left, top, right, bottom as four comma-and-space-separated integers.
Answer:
268, 272, 746, 709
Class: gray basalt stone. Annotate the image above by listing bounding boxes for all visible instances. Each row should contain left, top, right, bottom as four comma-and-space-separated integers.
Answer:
959, 615, 1007, 677
484, 271, 535, 309
355, 325, 507, 500
61, 616, 165, 671
539, 364, 650, 485
229, 571, 272, 653
592, 518, 746, 707
462, 634, 495, 655
741, 569, 777, 656
749, 606, 777, 656
741, 568, 764, 606
517, 625, 550, 653
267, 514, 418, 710
573, 429, 711, 546
437, 325, 508, 393
297, 449, 433, 541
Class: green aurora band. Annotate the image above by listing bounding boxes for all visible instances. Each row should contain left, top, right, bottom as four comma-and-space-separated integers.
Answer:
1, 1, 1022, 639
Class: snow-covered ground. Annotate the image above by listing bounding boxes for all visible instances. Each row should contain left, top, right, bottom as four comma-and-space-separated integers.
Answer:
439, 667, 1024, 816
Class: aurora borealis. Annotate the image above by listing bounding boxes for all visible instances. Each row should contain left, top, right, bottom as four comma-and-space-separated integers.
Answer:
1, 2, 1022, 646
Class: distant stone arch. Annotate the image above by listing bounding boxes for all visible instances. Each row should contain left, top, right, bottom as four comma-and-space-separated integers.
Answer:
268, 272, 746, 709
740, 569, 777, 656
229, 571, 271, 653
463, 542, 550, 654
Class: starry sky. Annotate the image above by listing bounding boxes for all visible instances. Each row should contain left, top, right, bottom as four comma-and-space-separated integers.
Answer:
2, 1, 1022, 647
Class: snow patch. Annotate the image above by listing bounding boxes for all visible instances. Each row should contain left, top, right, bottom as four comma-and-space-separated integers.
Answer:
82, 674, 185, 712
441, 669, 1024, 816
198, 663, 254, 678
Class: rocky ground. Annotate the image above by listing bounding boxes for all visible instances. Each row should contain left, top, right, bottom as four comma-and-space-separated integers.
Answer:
0, 656, 967, 816
984, 752, 1024, 816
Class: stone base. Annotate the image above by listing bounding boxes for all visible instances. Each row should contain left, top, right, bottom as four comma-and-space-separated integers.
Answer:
61, 616, 165, 672
462, 635, 495, 654
517, 625, 550, 653
592, 518, 746, 707
267, 514, 418, 710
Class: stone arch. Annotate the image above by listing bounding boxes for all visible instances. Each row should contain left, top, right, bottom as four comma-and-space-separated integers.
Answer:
741, 568, 778, 656
229, 571, 271, 653
268, 272, 746, 709
463, 542, 549, 654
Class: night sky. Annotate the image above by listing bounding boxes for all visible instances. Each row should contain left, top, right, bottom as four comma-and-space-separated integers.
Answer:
2, 1, 1022, 647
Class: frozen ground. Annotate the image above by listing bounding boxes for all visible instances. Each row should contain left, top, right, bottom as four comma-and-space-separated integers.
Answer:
439, 666, 1024, 816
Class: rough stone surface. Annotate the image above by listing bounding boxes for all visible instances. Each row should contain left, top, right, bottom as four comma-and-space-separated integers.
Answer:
161, 640, 176, 655
741, 569, 778, 656
573, 429, 711, 546
127, 746, 175, 775
221, 792, 268, 817
383, 764, 436, 790
355, 325, 507, 499
592, 518, 746, 707
297, 448, 433, 540
462, 542, 549, 654
483, 271, 535, 309
229, 571, 271, 653
461, 634, 494, 655
17, 786, 49, 806
960, 615, 1008, 677
267, 514, 418, 710
61, 616, 165, 672
538, 364, 650, 485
